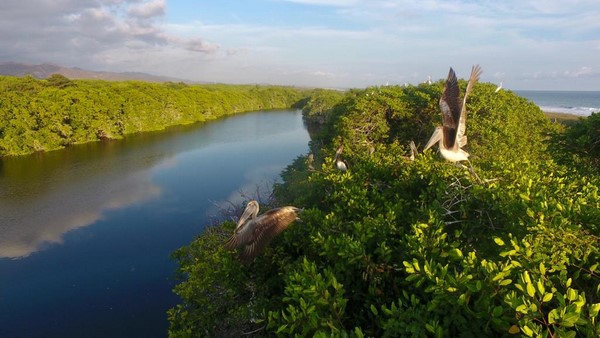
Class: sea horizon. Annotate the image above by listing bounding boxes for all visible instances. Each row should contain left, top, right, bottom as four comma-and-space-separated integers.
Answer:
514, 90, 600, 116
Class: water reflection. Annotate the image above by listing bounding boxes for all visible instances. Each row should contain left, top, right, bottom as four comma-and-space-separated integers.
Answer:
0, 110, 307, 260
0, 109, 310, 337
0, 171, 161, 259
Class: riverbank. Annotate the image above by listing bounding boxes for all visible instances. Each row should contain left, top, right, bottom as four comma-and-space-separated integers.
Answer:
0, 75, 314, 157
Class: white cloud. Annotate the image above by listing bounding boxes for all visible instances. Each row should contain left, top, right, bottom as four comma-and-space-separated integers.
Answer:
0, 0, 598, 89
127, 0, 165, 19
279, 0, 359, 6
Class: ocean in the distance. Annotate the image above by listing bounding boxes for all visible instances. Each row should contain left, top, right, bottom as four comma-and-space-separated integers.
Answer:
515, 90, 600, 116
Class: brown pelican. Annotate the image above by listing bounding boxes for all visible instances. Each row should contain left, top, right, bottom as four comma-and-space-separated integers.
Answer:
334, 145, 348, 171
401, 141, 418, 161
307, 153, 315, 171
409, 141, 418, 161
423, 65, 482, 163
224, 200, 302, 262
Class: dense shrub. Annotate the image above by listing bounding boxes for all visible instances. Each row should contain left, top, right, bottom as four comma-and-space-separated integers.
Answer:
169, 83, 600, 337
0, 75, 312, 157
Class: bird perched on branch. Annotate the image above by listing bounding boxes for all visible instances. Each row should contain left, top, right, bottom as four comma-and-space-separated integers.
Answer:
224, 200, 302, 262
402, 140, 418, 161
334, 145, 348, 171
495, 81, 503, 93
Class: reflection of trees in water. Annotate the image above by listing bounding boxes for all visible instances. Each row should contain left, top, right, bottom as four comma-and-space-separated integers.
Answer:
0, 109, 307, 259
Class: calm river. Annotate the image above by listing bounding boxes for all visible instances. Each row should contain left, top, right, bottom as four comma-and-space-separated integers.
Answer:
0, 109, 310, 337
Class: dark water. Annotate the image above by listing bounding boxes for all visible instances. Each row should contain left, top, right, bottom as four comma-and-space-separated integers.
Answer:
0, 110, 310, 337
516, 90, 600, 116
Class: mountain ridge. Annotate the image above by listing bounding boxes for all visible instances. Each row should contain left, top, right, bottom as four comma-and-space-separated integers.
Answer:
0, 62, 194, 83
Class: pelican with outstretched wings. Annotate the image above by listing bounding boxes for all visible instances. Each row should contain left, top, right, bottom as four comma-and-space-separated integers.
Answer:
423, 65, 482, 163
224, 200, 302, 262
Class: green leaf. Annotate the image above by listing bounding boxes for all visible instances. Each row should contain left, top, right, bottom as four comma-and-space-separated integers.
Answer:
526, 282, 536, 298
548, 309, 560, 324
526, 208, 535, 218
449, 248, 463, 260
370, 304, 378, 315
566, 288, 577, 301
561, 311, 580, 327
508, 325, 520, 334
590, 303, 600, 317
536, 279, 545, 295
542, 293, 553, 302
523, 271, 532, 284
276, 324, 288, 333
493, 237, 505, 246
516, 304, 528, 314
521, 324, 534, 337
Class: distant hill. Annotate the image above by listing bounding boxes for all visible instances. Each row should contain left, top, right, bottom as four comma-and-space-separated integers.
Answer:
0, 62, 192, 83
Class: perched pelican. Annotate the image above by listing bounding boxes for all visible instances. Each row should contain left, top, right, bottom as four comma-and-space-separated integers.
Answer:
224, 200, 302, 262
495, 81, 503, 93
424, 65, 482, 164
409, 140, 418, 161
402, 141, 418, 161
307, 153, 315, 171
334, 145, 348, 171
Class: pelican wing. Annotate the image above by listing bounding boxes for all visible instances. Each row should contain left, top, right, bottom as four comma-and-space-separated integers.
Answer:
456, 64, 482, 148
440, 68, 461, 149
239, 206, 300, 262
423, 127, 442, 152
224, 218, 257, 250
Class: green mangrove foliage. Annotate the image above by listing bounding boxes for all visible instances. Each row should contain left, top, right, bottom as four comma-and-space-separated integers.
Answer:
554, 112, 600, 172
169, 82, 600, 337
0, 75, 310, 157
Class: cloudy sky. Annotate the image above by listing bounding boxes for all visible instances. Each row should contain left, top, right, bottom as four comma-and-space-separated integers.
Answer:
1, 0, 598, 90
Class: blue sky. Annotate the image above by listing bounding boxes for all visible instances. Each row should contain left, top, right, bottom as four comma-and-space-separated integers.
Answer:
1, 0, 599, 90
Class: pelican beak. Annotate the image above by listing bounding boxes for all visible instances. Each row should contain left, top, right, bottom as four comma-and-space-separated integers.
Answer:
424, 127, 442, 152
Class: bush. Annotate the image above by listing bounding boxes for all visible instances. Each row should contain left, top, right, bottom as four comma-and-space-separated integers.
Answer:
169, 82, 600, 337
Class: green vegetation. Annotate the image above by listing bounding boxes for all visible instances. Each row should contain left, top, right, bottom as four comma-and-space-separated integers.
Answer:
544, 111, 582, 126
169, 81, 600, 337
0, 75, 309, 157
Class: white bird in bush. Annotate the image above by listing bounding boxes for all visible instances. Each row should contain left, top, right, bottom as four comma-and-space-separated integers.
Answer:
495, 81, 503, 93
224, 200, 302, 262
424, 65, 482, 163
334, 145, 348, 171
